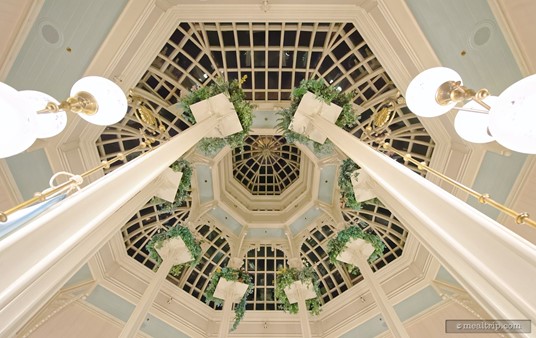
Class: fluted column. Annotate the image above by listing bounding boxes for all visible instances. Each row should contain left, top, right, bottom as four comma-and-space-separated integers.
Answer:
0, 119, 219, 336
309, 114, 536, 335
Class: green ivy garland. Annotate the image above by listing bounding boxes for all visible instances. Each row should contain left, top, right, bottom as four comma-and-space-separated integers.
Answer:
327, 225, 385, 275
276, 78, 360, 154
275, 266, 322, 315
204, 267, 254, 332
338, 158, 382, 210
151, 159, 192, 213
181, 76, 255, 156
146, 225, 202, 276
338, 158, 361, 210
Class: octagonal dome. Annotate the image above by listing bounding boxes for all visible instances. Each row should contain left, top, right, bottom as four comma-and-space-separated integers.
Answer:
94, 16, 436, 327
232, 135, 301, 196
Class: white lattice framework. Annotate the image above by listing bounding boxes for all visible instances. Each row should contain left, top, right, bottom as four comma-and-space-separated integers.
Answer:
109, 20, 429, 311
244, 246, 288, 311
232, 135, 301, 196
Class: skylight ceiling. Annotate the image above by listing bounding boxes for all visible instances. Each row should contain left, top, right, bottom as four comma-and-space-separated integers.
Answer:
97, 20, 435, 311
233, 135, 301, 195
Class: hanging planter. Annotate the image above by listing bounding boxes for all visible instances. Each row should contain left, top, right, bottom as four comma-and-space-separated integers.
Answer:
151, 158, 192, 213
338, 158, 381, 210
181, 76, 255, 156
146, 225, 203, 276
327, 225, 385, 275
276, 78, 360, 154
204, 267, 254, 331
275, 266, 322, 315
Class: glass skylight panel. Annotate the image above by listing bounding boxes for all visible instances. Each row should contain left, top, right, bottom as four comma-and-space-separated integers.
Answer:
232, 135, 301, 196
102, 19, 437, 312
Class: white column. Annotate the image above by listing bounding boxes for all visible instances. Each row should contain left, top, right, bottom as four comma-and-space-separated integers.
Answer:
120, 255, 174, 338
349, 241, 409, 338
286, 258, 313, 337
213, 278, 249, 337
309, 115, 536, 334
120, 238, 190, 338
218, 287, 234, 338
296, 288, 312, 338
215, 257, 248, 337
0, 118, 219, 336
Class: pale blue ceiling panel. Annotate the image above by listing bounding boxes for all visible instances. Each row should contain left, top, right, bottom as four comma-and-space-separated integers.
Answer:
405, 0, 522, 94
341, 286, 442, 337
6, 0, 128, 99
318, 165, 337, 204
246, 228, 285, 239
209, 207, 243, 235
63, 264, 93, 289
195, 164, 214, 203
436, 265, 461, 287
5, 148, 53, 200
467, 151, 526, 219
86, 285, 190, 338
394, 285, 442, 321
289, 207, 322, 235
86, 285, 133, 323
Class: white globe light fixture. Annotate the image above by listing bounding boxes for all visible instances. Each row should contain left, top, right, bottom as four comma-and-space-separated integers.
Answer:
407, 67, 536, 154
405, 67, 462, 117
69, 76, 128, 126
454, 96, 497, 144
489, 74, 536, 154
0, 83, 36, 158
19, 90, 67, 139
0, 76, 127, 158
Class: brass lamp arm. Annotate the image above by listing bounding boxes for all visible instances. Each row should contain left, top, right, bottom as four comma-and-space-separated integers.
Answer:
38, 91, 98, 116
436, 81, 491, 110
0, 137, 155, 223
382, 142, 536, 229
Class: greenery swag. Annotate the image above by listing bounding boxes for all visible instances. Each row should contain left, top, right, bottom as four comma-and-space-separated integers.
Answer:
152, 159, 192, 213
146, 225, 202, 276
338, 158, 382, 210
181, 76, 255, 156
276, 78, 360, 153
327, 225, 385, 275
204, 267, 254, 331
275, 265, 322, 315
